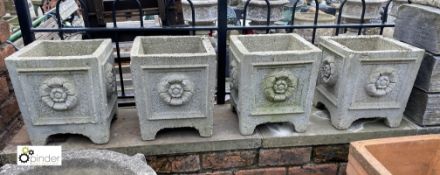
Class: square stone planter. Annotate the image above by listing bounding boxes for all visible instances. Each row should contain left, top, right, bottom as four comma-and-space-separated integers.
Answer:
6, 39, 118, 145
130, 36, 216, 140
182, 0, 217, 25
243, 0, 288, 24
229, 34, 322, 135
314, 35, 424, 129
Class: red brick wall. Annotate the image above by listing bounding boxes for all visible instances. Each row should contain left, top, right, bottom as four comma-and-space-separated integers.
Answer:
146, 145, 349, 175
0, 2, 22, 150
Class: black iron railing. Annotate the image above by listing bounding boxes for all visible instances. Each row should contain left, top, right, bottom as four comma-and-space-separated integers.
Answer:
13, 0, 406, 106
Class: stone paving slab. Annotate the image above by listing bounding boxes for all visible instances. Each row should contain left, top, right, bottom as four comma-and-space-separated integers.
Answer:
2, 104, 440, 164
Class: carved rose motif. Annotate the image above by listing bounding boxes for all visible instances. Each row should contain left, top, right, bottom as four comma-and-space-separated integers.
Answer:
263, 70, 297, 102
39, 77, 77, 111
104, 63, 116, 98
158, 74, 194, 106
230, 59, 239, 90
365, 67, 397, 97
320, 56, 337, 85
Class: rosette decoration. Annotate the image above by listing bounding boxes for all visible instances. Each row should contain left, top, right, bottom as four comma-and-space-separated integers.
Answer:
319, 56, 337, 85
158, 74, 194, 106
263, 70, 297, 102
365, 67, 397, 97
39, 77, 77, 111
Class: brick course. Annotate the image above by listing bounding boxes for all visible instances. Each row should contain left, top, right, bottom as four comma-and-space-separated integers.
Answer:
235, 167, 286, 175
288, 164, 338, 175
259, 147, 312, 166
201, 150, 257, 170
146, 155, 201, 173
312, 144, 349, 163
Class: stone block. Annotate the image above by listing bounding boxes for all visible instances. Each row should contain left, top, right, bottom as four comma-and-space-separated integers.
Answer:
229, 33, 322, 135
288, 164, 338, 175
235, 167, 286, 175
201, 150, 257, 170
258, 147, 311, 166
315, 35, 424, 129
5, 39, 118, 145
404, 87, 440, 126
130, 36, 216, 140
414, 52, 440, 92
394, 4, 440, 55
0, 20, 10, 43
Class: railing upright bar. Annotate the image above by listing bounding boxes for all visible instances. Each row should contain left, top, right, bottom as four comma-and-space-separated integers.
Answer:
217, 0, 228, 104
335, 0, 347, 35
380, 0, 393, 34
311, 0, 319, 44
112, 0, 126, 98
358, 0, 366, 35
14, 0, 35, 45
289, 0, 300, 33
55, 0, 65, 39
187, 0, 196, 35
264, 0, 271, 33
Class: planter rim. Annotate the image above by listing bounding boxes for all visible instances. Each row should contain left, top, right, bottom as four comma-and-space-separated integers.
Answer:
230, 33, 321, 55
6, 39, 112, 61
0, 149, 156, 175
181, 0, 218, 5
242, 0, 289, 6
294, 12, 336, 22
131, 36, 216, 57
319, 35, 424, 54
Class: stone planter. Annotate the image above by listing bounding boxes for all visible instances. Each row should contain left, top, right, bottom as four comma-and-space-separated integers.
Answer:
6, 39, 118, 145
182, 0, 217, 25
0, 150, 156, 175
130, 36, 216, 140
347, 135, 440, 175
243, 0, 289, 24
294, 12, 335, 42
390, 0, 408, 17
229, 34, 322, 135
314, 35, 424, 129
341, 0, 387, 20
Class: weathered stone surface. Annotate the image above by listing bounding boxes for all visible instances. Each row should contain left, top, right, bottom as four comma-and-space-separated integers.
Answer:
390, 0, 409, 17
411, 0, 440, 8
6, 39, 118, 145
258, 147, 312, 166
0, 20, 10, 43
182, 0, 217, 24
201, 150, 257, 170
315, 35, 424, 129
0, 76, 9, 103
131, 36, 216, 140
294, 12, 335, 42
414, 52, 440, 92
229, 34, 322, 135
313, 144, 349, 163
0, 149, 156, 175
235, 167, 286, 175
288, 164, 338, 175
394, 4, 440, 55
404, 87, 440, 126
244, 0, 288, 23
341, 0, 387, 20
146, 154, 200, 173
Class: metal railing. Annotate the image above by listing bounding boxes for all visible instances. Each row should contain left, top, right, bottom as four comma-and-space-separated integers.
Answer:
13, 0, 405, 106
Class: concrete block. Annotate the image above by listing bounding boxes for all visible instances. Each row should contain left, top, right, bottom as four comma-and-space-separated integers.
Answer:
394, 4, 440, 55
405, 87, 440, 126
414, 52, 440, 92
229, 34, 322, 135
5, 39, 118, 145
315, 35, 424, 129
130, 36, 216, 140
